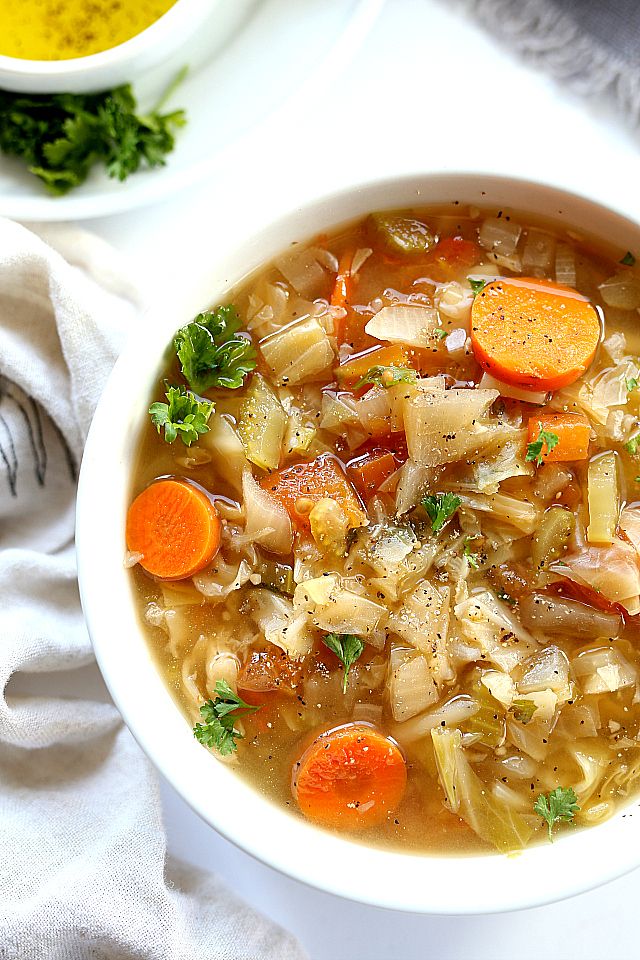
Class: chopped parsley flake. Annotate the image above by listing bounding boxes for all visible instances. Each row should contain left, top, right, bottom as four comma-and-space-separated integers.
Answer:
355, 365, 418, 389
620, 251, 636, 266
526, 426, 560, 466
421, 493, 462, 534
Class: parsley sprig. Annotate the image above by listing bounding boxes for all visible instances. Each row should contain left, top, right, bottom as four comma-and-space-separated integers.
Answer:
193, 680, 260, 756
421, 493, 462, 534
525, 425, 560, 466
322, 633, 364, 693
0, 71, 186, 196
175, 305, 257, 393
620, 251, 636, 266
534, 787, 580, 841
354, 365, 418, 390
149, 384, 213, 446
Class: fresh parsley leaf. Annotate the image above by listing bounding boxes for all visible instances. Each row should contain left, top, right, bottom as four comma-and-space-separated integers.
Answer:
463, 536, 480, 569
534, 786, 580, 842
421, 493, 462, 534
322, 633, 364, 693
149, 384, 214, 446
510, 699, 537, 725
193, 680, 260, 756
625, 436, 640, 456
468, 277, 486, 297
354, 364, 418, 389
627, 378, 639, 393
0, 71, 186, 196
525, 425, 560, 466
174, 305, 257, 392
433, 328, 448, 340
620, 251, 636, 266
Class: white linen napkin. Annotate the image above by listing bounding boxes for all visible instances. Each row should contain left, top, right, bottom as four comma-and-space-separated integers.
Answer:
0, 218, 307, 960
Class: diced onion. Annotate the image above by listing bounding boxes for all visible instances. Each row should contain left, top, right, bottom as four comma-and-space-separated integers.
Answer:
599, 272, 640, 310
478, 217, 522, 256
388, 647, 438, 721
572, 646, 637, 694
555, 242, 577, 287
404, 387, 499, 466
260, 317, 334, 386
519, 592, 621, 641
275, 247, 326, 296
479, 371, 548, 406
522, 229, 555, 275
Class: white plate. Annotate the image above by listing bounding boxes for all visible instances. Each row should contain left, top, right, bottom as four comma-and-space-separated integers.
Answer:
0, 0, 383, 221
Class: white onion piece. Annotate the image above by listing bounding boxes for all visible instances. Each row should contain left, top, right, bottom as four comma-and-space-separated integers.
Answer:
445, 328, 468, 354
479, 371, 548, 405
351, 247, 373, 274
275, 246, 326, 296
436, 281, 473, 323
522, 229, 555, 275
242, 469, 292, 555
393, 695, 480, 744
395, 459, 432, 515
478, 217, 522, 256
551, 541, 640, 614
365, 304, 437, 348
599, 272, 640, 310
555, 242, 577, 287
518, 646, 570, 696
519, 592, 621, 640
572, 646, 637, 694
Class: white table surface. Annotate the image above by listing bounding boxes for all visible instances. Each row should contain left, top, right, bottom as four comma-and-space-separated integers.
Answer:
47, 0, 640, 956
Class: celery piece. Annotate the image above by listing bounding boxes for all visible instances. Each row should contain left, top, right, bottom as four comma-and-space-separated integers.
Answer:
256, 557, 295, 596
587, 452, 619, 545
531, 505, 575, 576
237, 373, 287, 471
371, 213, 436, 255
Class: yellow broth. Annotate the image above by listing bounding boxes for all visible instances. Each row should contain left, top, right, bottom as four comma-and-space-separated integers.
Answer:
0, 0, 177, 60
129, 206, 640, 855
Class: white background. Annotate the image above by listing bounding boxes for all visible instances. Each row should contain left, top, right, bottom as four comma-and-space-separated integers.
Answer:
46, 0, 640, 956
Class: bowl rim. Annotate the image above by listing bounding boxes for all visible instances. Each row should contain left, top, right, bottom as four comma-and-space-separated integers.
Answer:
0, 0, 212, 77
77, 170, 640, 915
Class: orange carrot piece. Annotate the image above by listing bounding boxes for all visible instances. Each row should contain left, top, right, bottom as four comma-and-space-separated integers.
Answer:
261, 455, 367, 530
126, 478, 221, 580
470, 277, 601, 391
347, 449, 397, 499
330, 249, 355, 343
292, 723, 407, 830
527, 412, 591, 463
431, 236, 480, 267
335, 343, 413, 386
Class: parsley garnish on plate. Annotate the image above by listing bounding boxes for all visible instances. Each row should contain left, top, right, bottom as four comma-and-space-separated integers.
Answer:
322, 633, 364, 693
525, 425, 560, 466
193, 680, 260, 756
149, 384, 213, 446
534, 787, 580, 841
468, 277, 486, 297
620, 251, 636, 266
175, 305, 257, 392
354, 364, 418, 389
0, 69, 186, 196
421, 493, 462, 534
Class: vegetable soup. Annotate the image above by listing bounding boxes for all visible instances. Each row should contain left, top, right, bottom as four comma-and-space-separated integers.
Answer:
127, 206, 640, 855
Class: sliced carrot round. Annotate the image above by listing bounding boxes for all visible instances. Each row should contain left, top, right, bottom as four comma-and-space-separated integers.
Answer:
292, 723, 407, 830
470, 277, 601, 391
126, 478, 221, 580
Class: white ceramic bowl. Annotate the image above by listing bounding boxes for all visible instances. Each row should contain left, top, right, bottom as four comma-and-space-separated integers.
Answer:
0, 0, 218, 93
77, 172, 640, 914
